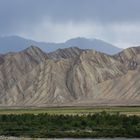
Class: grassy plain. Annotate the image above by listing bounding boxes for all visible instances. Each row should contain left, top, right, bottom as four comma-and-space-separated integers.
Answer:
0, 107, 140, 137
0, 106, 140, 115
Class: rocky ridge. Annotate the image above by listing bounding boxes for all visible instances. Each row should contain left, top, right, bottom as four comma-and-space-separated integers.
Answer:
0, 46, 139, 107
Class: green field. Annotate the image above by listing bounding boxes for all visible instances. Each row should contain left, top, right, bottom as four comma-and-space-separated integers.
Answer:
0, 106, 140, 115
0, 107, 140, 137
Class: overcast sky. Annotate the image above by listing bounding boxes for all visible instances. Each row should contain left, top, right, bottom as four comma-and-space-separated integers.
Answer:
0, 0, 140, 48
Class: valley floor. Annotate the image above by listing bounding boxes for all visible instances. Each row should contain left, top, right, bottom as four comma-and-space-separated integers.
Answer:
0, 106, 139, 115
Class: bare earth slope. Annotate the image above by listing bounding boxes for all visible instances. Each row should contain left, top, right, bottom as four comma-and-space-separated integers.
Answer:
0, 46, 140, 107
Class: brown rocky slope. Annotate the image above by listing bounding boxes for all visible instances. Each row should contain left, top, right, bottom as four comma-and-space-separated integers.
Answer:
0, 46, 140, 107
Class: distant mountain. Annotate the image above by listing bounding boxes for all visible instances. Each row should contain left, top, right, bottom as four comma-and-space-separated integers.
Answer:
65, 37, 122, 54
0, 36, 122, 54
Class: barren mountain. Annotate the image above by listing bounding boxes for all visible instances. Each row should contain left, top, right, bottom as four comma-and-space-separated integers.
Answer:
0, 46, 139, 107
47, 47, 84, 59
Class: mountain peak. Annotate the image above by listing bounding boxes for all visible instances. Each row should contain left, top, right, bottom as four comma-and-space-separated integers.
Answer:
65, 37, 89, 43
64, 37, 122, 54
47, 47, 83, 59
23, 45, 44, 54
116, 46, 140, 59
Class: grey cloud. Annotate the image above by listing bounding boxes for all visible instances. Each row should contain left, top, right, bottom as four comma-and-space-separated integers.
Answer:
0, 0, 140, 28
0, 0, 140, 47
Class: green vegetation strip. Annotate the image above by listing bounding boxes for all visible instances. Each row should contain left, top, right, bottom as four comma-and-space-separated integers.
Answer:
0, 112, 140, 138
0, 106, 140, 115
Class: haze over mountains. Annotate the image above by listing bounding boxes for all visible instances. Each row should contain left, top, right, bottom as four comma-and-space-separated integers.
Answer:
0, 36, 122, 54
0, 44, 139, 107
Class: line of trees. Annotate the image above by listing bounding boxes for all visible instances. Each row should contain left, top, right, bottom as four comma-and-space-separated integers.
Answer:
0, 111, 140, 138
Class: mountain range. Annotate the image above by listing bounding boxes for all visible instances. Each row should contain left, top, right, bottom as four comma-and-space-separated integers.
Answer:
0, 36, 122, 54
0, 45, 139, 107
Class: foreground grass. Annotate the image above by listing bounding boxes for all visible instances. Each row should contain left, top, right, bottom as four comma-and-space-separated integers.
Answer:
0, 106, 140, 115
0, 112, 140, 138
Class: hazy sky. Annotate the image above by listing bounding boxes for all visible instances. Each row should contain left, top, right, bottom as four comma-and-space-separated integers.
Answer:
1, 0, 140, 48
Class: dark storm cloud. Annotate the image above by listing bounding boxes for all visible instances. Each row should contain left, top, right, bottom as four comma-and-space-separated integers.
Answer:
0, 0, 140, 48
0, 0, 140, 32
